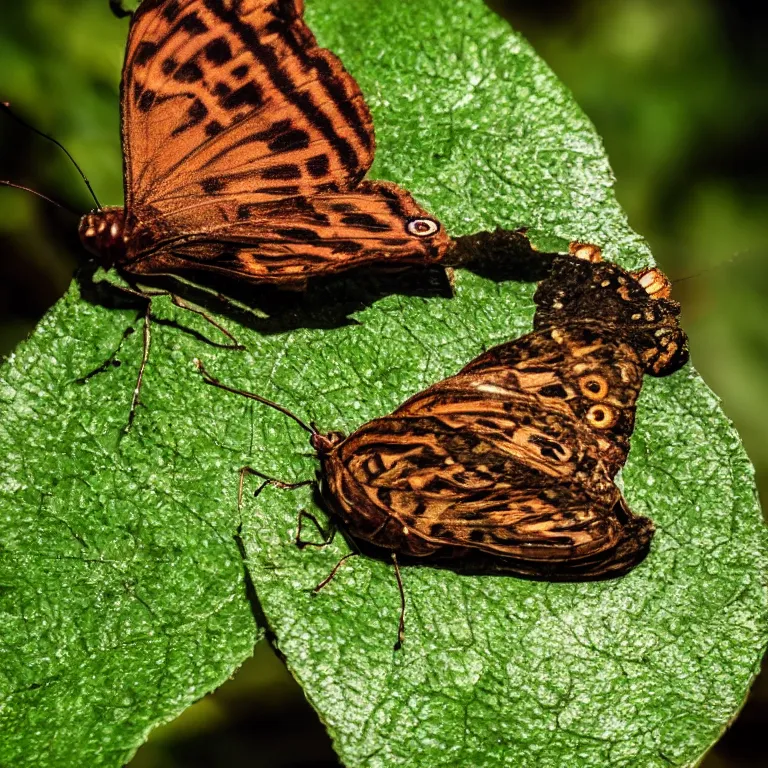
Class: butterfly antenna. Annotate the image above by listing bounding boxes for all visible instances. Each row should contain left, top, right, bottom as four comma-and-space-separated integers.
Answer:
0, 181, 80, 216
194, 359, 317, 436
0, 102, 101, 210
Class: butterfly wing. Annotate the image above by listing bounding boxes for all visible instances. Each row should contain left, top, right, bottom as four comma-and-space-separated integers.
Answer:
123, 0, 372, 205
119, 0, 448, 281
321, 328, 651, 578
124, 181, 450, 285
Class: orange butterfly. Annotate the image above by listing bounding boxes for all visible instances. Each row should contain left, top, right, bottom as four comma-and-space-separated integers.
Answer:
81, 0, 451, 288
16, 0, 450, 426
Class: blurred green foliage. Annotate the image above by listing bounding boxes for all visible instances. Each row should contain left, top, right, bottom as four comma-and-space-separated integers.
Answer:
0, 0, 765, 766
0, 0, 126, 350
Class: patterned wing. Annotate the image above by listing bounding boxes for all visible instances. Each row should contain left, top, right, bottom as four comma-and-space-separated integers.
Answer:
125, 181, 451, 285
119, 0, 449, 278
123, 0, 372, 205
320, 327, 651, 577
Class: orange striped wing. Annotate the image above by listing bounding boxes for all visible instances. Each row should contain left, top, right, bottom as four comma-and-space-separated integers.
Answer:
127, 181, 449, 284
119, 0, 448, 282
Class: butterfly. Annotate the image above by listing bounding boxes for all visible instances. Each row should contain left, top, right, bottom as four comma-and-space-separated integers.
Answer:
196, 250, 689, 646
75, 0, 451, 424
82, 0, 450, 287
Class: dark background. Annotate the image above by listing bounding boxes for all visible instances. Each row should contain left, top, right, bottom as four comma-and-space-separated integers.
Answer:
1, 1, 765, 766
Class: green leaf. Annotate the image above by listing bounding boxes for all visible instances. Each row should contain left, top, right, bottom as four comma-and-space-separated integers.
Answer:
0, 1, 765, 767
0, 285, 261, 766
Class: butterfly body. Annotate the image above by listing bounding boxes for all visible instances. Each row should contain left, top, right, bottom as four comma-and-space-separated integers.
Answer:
83, 0, 449, 290
306, 257, 688, 580
79, 207, 128, 268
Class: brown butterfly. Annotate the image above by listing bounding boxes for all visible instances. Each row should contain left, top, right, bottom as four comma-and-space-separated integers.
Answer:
196, 250, 689, 647
66, 0, 450, 424
81, 0, 450, 287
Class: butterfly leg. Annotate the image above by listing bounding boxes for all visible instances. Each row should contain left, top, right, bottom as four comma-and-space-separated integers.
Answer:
391, 553, 406, 650
76, 324, 134, 384
76, 278, 155, 384
312, 549, 405, 650
240, 466, 321, 541
95, 284, 240, 428
239, 466, 314, 512
312, 553, 358, 595
241, 470, 332, 549
168, 294, 245, 351
238, 466, 351, 594
74, 279, 156, 429
296, 510, 336, 549
127, 301, 153, 430
119, 285, 243, 350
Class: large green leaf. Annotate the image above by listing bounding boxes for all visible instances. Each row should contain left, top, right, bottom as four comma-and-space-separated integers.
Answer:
0, 1, 766, 766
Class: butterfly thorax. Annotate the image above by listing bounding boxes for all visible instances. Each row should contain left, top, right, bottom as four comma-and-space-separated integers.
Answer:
79, 208, 127, 268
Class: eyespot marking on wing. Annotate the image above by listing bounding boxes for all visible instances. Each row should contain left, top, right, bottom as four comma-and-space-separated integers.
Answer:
579, 374, 609, 400
407, 218, 440, 237
586, 404, 618, 429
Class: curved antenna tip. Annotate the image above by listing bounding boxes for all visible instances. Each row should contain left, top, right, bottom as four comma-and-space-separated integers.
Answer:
194, 359, 317, 436
0, 180, 80, 217
109, 0, 134, 18
0, 102, 100, 210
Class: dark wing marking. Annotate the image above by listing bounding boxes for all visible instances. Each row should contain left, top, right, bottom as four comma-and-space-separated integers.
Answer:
122, 0, 374, 209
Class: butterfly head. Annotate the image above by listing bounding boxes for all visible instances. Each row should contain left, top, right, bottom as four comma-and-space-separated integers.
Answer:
534, 256, 689, 377
311, 430, 346, 455
78, 207, 127, 268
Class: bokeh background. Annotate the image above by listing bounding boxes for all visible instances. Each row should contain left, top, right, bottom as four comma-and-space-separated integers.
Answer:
1, 0, 765, 765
